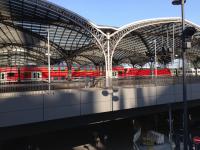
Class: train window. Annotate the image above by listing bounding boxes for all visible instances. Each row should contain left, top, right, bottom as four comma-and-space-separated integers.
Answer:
33, 73, 36, 78
24, 72, 30, 78
37, 73, 40, 78
60, 67, 65, 71
54, 77, 58, 80
118, 71, 123, 75
7, 73, 15, 77
53, 67, 58, 71
61, 76, 65, 80
1, 73, 4, 79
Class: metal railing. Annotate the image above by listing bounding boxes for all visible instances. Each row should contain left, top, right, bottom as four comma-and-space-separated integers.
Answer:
1, 76, 200, 93
97, 76, 200, 88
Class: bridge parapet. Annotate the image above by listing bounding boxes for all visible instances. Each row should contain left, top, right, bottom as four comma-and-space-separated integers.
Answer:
0, 81, 200, 127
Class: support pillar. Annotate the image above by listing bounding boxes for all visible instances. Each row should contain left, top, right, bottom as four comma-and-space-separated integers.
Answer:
104, 33, 113, 88
17, 66, 21, 82
131, 63, 135, 68
99, 65, 102, 76
168, 104, 173, 143
95, 65, 99, 76
66, 61, 72, 81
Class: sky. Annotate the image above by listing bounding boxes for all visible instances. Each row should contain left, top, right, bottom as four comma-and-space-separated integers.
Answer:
48, 0, 200, 27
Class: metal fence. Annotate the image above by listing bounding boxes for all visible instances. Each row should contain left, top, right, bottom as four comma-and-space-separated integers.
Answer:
1, 76, 200, 93
98, 76, 200, 88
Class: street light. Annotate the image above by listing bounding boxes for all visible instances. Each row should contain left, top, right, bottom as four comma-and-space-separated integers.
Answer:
171, 0, 188, 149
154, 39, 157, 77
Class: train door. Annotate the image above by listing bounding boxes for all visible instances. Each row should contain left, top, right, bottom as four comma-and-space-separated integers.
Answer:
0, 72, 7, 82
32, 72, 42, 81
112, 71, 118, 78
197, 69, 200, 76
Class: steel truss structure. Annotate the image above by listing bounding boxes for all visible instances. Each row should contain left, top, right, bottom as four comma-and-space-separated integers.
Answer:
0, 0, 200, 86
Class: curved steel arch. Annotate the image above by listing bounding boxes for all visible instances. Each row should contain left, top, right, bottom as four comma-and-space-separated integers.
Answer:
0, 53, 47, 64
113, 32, 149, 62
109, 18, 200, 68
0, 21, 97, 65
77, 55, 97, 65
74, 56, 94, 66
78, 54, 104, 65
11, 0, 106, 49
0, 43, 58, 64
111, 17, 200, 52
111, 18, 181, 53
131, 31, 150, 52
0, 21, 67, 59
1, 19, 94, 59
0, 0, 108, 67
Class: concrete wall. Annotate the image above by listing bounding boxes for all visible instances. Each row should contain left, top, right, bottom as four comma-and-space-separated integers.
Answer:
0, 83, 200, 127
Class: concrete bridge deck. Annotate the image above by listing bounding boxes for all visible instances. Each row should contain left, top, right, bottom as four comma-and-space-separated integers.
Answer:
1, 77, 200, 129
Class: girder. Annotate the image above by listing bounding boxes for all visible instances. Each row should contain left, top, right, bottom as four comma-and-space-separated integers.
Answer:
110, 18, 181, 50
7, 0, 106, 48
0, 21, 67, 59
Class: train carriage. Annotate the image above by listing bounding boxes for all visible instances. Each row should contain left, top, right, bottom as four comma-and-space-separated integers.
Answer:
0, 65, 175, 83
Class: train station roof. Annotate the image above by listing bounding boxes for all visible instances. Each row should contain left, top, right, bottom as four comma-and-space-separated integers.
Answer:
0, 0, 199, 67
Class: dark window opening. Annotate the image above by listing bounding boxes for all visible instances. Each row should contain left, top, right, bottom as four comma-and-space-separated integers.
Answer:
8, 73, 15, 77
1, 74, 4, 79
54, 77, 58, 80
60, 67, 65, 71
61, 76, 65, 80
33, 73, 36, 78
24, 72, 30, 78
37, 73, 40, 78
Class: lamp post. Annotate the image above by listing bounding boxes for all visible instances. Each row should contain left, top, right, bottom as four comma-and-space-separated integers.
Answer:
154, 39, 157, 77
171, 0, 188, 149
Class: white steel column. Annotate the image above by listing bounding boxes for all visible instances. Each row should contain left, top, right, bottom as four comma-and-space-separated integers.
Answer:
47, 28, 51, 92
105, 33, 112, 87
172, 24, 175, 64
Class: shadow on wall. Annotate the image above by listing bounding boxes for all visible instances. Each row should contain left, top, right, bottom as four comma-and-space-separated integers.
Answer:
100, 82, 197, 112
1, 82, 200, 129
0, 88, 82, 128
81, 88, 112, 115
43, 89, 81, 121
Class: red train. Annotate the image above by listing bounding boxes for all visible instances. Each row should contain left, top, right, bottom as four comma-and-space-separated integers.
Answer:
0, 66, 70, 82
112, 66, 171, 78
0, 66, 171, 83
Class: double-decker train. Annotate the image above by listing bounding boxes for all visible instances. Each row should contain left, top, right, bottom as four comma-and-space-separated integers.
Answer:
112, 66, 171, 78
0, 66, 173, 83
0, 66, 101, 83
